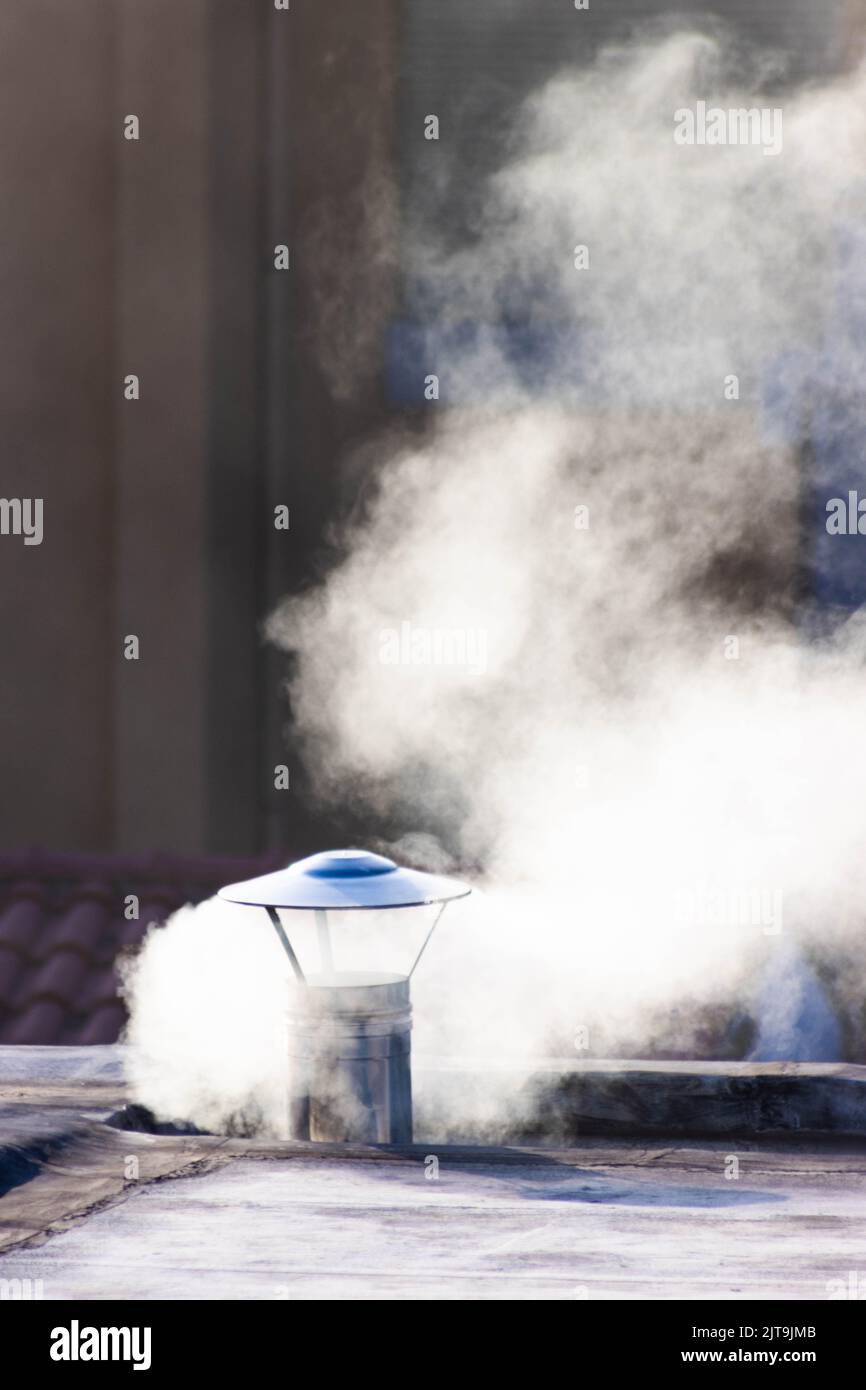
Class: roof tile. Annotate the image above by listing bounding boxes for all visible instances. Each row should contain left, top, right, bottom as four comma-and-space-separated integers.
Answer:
0, 850, 284, 1045
22, 949, 93, 1008
5, 999, 67, 1045
76, 964, 122, 1013
77, 1003, 128, 1046
0, 896, 45, 953
0, 944, 24, 997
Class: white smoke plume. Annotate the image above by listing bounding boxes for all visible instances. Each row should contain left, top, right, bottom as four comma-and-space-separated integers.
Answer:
125, 30, 866, 1132
121, 898, 293, 1136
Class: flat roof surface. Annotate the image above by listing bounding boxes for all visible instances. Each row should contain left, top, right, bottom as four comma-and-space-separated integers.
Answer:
3, 1144, 866, 1300
2, 1046, 865, 1300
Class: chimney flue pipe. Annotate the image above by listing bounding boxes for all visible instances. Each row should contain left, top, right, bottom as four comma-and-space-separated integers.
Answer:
219, 850, 471, 1143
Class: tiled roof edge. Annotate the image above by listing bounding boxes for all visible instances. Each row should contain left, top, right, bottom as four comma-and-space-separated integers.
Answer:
0, 850, 285, 885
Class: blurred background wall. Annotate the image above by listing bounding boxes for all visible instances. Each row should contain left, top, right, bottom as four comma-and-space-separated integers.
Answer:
0, 0, 863, 858
0, 0, 398, 856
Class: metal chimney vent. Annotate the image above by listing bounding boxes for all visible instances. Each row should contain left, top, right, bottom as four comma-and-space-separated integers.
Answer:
219, 850, 471, 1143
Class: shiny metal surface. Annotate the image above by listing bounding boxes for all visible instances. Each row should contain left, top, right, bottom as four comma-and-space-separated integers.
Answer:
218, 848, 471, 910
218, 849, 472, 1142
287, 974, 413, 1143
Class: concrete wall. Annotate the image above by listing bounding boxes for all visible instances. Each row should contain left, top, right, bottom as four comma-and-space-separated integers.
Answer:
0, 0, 399, 856
114, 0, 209, 853
0, 1, 116, 849
0, 0, 859, 855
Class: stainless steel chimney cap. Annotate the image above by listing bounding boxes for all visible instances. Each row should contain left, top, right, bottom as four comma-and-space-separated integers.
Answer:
218, 848, 472, 911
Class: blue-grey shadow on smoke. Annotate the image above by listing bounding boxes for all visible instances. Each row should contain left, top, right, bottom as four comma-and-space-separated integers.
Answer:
748, 940, 843, 1062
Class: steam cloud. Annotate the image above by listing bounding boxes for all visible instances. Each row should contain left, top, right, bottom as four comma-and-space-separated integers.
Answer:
125, 31, 866, 1134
